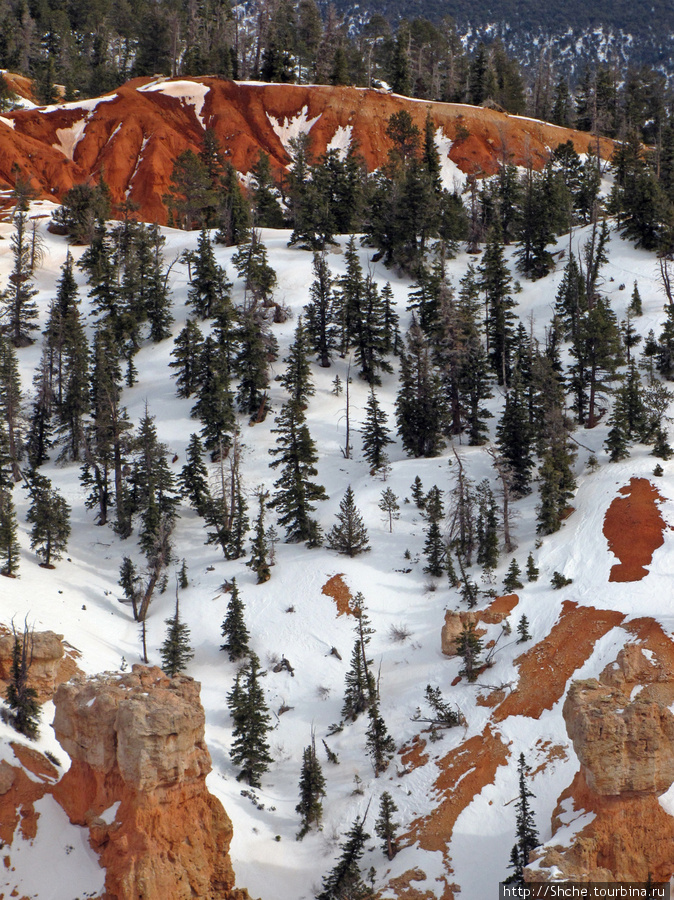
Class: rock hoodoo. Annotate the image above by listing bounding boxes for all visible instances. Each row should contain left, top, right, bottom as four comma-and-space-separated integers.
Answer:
0, 628, 81, 703
52, 665, 250, 900
527, 640, 674, 883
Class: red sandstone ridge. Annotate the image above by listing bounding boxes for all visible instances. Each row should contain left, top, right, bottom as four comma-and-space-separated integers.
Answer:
603, 478, 669, 582
0, 78, 615, 225
51, 665, 251, 900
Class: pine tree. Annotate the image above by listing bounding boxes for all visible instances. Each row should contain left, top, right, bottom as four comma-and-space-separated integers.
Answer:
5, 626, 40, 739
269, 401, 327, 546
0, 334, 23, 482
410, 476, 425, 509
296, 733, 326, 839
629, 281, 643, 316
366, 700, 396, 776
496, 370, 534, 496
517, 615, 531, 643
526, 553, 539, 582
192, 336, 236, 459
247, 489, 271, 584
280, 316, 315, 408
220, 578, 250, 661
228, 653, 273, 787
235, 306, 273, 420
327, 486, 370, 557
316, 816, 373, 900
178, 433, 210, 515
378, 488, 400, 533
233, 230, 278, 307
25, 471, 71, 567
360, 388, 393, 473
503, 558, 524, 592
250, 151, 284, 228
0, 488, 20, 577
305, 252, 338, 368
455, 621, 483, 682
504, 753, 539, 886
476, 480, 499, 572
396, 320, 446, 457
160, 596, 194, 677
423, 521, 445, 577
481, 224, 516, 386
178, 558, 189, 590
375, 792, 400, 860
170, 320, 205, 398
187, 228, 233, 319
4, 211, 39, 346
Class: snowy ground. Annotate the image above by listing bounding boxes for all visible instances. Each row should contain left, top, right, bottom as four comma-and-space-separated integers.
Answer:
1, 207, 673, 899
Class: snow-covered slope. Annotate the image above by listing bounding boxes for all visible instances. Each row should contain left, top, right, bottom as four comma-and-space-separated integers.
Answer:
1, 211, 673, 899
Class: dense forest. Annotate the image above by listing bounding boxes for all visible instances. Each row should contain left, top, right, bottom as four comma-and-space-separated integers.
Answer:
0, 0, 673, 145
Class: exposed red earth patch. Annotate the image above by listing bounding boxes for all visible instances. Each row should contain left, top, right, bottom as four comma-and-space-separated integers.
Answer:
603, 478, 668, 582
403, 726, 510, 899
0, 79, 616, 225
321, 573, 355, 616
400, 735, 430, 771
493, 601, 625, 721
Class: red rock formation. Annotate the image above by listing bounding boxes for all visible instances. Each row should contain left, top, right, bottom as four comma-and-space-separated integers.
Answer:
51, 665, 251, 900
603, 478, 668, 582
0, 78, 616, 225
441, 594, 518, 656
528, 637, 674, 883
0, 627, 81, 703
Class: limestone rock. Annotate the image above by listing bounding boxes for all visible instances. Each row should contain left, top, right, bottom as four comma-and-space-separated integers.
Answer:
52, 665, 251, 900
0, 629, 81, 703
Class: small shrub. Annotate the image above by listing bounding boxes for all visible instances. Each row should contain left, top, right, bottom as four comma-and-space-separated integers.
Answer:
389, 623, 412, 643
551, 571, 573, 589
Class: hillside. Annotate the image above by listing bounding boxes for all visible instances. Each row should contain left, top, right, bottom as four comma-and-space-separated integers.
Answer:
0, 78, 614, 225
1, 191, 674, 898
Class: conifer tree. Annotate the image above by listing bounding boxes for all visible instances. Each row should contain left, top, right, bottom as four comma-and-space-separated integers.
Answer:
481, 224, 516, 386
4, 211, 39, 346
504, 753, 539, 886
327, 486, 370, 557
192, 336, 236, 458
629, 281, 643, 316
366, 700, 396, 776
220, 578, 251, 661
455, 621, 483, 682
305, 252, 338, 368
503, 558, 524, 592
269, 401, 327, 546
354, 275, 392, 385
247, 489, 271, 584
526, 553, 539, 582
250, 151, 284, 228
178, 433, 210, 515
178, 558, 189, 590
476, 480, 499, 572
378, 488, 400, 533
228, 653, 273, 787
423, 520, 445, 577
396, 320, 446, 457
0, 334, 23, 482
160, 596, 194, 677
296, 733, 326, 839
361, 388, 393, 473
517, 615, 531, 643
5, 626, 40, 739
25, 471, 71, 567
381, 282, 401, 355
235, 306, 273, 420
411, 476, 425, 508
187, 229, 233, 319
496, 370, 534, 496
375, 792, 400, 860
316, 816, 373, 900
0, 488, 20, 577
280, 316, 315, 408
170, 320, 205, 398
233, 230, 278, 307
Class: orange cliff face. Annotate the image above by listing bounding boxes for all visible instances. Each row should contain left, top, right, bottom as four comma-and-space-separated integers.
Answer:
0, 78, 615, 225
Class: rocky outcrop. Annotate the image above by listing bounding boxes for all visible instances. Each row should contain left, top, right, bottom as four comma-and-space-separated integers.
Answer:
441, 594, 518, 656
527, 639, 674, 884
0, 78, 616, 225
0, 628, 81, 703
52, 665, 250, 900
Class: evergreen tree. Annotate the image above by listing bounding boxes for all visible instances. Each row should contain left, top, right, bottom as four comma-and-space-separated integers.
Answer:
250, 151, 284, 228
396, 320, 446, 457
481, 224, 516, 386
25, 471, 71, 567
296, 733, 326, 839
411, 476, 425, 508
235, 306, 273, 420
504, 753, 539, 886
0, 335, 22, 482
305, 252, 338, 368
526, 553, 539, 582
232, 231, 278, 307
517, 615, 531, 643
423, 521, 445, 577
178, 558, 189, 590
187, 229, 233, 319
280, 316, 315, 408
503, 558, 524, 592
5, 627, 40, 739
629, 281, 643, 316
4, 211, 39, 346
228, 653, 273, 787
327, 486, 370, 557
170, 320, 204, 398
455, 621, 483, 682
375, 792, 400, 860
160, 597, 194, 677
476, 480, 499, 572
496, 370, 534, 496
378, 488, 400, 533
366, 700, 396, 776
247, 489, 271, 584
354, 276, 392, 385
221, 578, 251, 661
316, 816, 373, 900
361, 388, 393, 473
178, 433, 210, 515
269, 401, 327, 546
192, 336, 236, 459
0, 487, 20, 577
